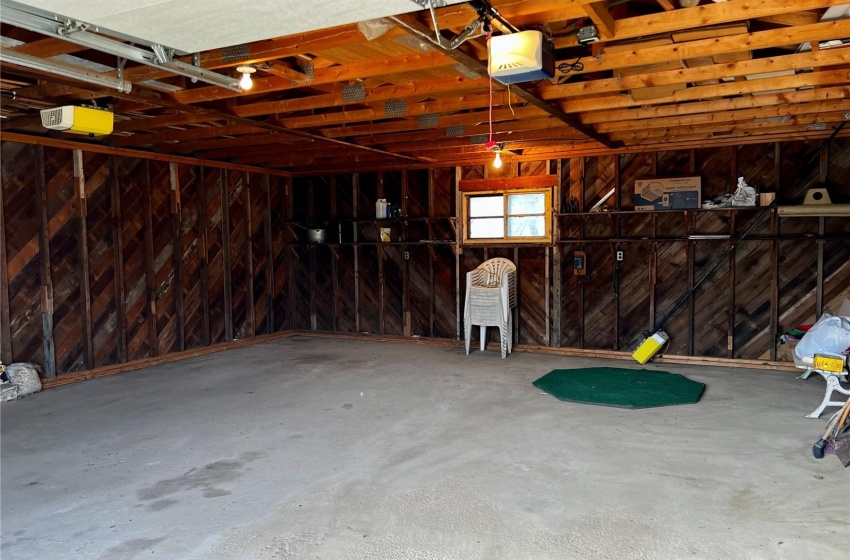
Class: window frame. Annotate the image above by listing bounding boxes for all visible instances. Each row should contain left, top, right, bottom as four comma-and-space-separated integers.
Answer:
462, 188, 552, 245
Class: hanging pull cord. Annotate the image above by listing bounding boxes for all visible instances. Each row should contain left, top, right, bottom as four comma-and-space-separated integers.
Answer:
487, 30, 494, 146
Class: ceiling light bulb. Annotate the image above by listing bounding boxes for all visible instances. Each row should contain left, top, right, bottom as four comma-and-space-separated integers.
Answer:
237, 66, 256, 91
493, 150, 502, 168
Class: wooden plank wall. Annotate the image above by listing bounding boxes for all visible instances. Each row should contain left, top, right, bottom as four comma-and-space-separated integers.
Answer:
0, 141, 291, 378
277, 138, 849, 363
2, 138, 848, 380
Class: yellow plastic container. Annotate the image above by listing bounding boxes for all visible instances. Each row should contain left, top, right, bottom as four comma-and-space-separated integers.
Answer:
632, 330, 669, 364
813, 354, 846, 373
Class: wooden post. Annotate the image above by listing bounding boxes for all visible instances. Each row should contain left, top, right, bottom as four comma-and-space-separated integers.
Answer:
263, 174, 274, 333
169, 162, 185, 351
109, 155, 127, 364
552, 159, 563, 347
286, 177, 296, 330
401, 171, 410, 337
309, 244, 317, 331
0, 158, 10, 365
143, 160, 158, 356
769, 143, 781, 361
455, 167, 462, 341
815, 147, 828, 318
198, 166, 211, 346
74, 150, 94, 369
428, 170, 435, 338
221, 170, 234, 341
353, 174, 360, 333
687, 150, 696, 356
35, 146, 57, 376
244, 172, 255, 337
727, 211, 736, 359
329, 176, 338, 333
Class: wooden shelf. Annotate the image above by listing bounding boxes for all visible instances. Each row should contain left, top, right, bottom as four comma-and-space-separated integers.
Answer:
555, 207, 771, 217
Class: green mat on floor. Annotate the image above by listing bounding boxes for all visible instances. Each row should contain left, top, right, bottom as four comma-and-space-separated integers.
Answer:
533, 367, 705, 409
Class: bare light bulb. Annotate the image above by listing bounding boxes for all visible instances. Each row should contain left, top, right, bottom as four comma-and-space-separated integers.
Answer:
492, 150, 502, 168
237, 66, 256, 91
240, 72, 253, 90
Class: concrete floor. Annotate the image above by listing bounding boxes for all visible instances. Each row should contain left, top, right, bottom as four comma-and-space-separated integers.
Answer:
2, 337, 848, 560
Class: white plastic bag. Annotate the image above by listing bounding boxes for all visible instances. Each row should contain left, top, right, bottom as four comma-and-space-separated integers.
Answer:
795, 313, 850, 360
730, 177, 757, 207
5, 363, 42, 396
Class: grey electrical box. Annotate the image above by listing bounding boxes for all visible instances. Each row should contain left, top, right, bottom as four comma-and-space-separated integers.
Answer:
577, 25, 600, 45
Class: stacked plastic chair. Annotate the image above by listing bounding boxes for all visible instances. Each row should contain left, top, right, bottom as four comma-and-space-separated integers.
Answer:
464, 258, 517, 359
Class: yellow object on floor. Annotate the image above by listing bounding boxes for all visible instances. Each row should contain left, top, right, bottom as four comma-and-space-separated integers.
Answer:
813, 354, 846, 374
633, 331, 669, 364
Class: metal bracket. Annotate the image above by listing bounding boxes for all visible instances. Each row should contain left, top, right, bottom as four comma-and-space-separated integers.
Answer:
58, 19, 88, 36
151, 44, 174, 65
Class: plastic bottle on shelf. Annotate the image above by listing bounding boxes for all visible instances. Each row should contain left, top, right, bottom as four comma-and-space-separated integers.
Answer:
375, 199, 387, 219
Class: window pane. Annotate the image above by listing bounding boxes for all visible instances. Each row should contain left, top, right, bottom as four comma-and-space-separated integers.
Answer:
507, 216, 545, 237
469, 195, 504, 217
507, 193, 545, 215
470, 217, 505, 238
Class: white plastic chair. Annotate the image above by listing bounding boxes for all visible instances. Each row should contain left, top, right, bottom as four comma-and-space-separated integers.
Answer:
464, 258, 517, 358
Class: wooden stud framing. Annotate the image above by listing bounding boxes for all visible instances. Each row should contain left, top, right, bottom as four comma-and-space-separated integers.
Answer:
198, 166, 211, 346
143, 160, 158, 356
109, 155, 127, 363
35, 146, 57, 377
221, 169, 234, 341
244, 172, 256, 337
74, 150, 94, 369
169, 162, 185, 351
263, 174, 275, 333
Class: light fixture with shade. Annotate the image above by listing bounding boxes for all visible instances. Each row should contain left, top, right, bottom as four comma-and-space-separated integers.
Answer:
237, 66, 256, 91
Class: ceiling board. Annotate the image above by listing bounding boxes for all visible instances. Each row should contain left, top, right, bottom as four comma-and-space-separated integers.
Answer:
11, 0, 467, 52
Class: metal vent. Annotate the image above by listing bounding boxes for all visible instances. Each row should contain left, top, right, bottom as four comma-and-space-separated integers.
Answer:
446, 125, 465, 137
806, 122, 827, 131
385, 99, 406, 117
418, 113, 438, 128
41, 107, 64, 128
342, 84, 366, 103
222, 44, 249, 63
297, 62, 314, 83
469, 134, 488, 144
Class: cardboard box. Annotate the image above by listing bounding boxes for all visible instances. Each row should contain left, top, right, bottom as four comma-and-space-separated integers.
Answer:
634, 176, 702, 211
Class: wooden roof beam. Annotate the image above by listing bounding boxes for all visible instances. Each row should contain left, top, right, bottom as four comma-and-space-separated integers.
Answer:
230, 76, 488, 118
171, 51, 454, 104
321, 106, 545, 139
558, 19, 850, 75
280, 91, 520, 129
582, 85, 850, 124
539, 48, 850, 102
583, 2, 615, 39
158, 132, 301, 154
596, 99, 850, 133
560, 68, 850, 113
612, 0, 842, 44
391, 14, 618, 149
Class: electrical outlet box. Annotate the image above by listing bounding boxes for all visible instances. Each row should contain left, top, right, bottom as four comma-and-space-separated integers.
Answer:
616, 250, 624, 262
577, 25, 600, 45
573, 250, 587, 276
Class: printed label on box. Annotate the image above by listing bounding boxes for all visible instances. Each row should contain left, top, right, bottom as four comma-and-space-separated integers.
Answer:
634, 177, 702, 211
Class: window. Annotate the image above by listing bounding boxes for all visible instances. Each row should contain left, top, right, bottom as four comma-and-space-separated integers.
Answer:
463, 189, 552, 243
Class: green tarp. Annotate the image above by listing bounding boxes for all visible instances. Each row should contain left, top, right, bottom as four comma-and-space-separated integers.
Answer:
533, 367, 705, 409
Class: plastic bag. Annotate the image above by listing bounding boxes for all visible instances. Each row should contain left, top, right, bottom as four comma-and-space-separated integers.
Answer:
730, 177, 757, 207
356, 19, 395, 41
5, 363, 42, 396
795, 313, 850, 360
